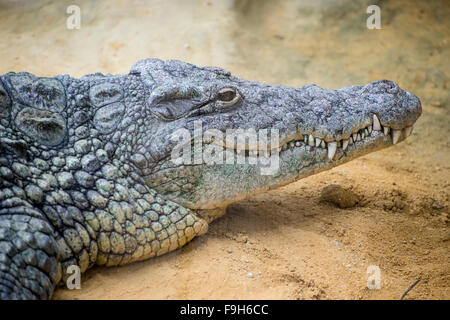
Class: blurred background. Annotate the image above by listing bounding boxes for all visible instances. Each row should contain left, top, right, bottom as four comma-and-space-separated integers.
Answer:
0, 0, 448, 299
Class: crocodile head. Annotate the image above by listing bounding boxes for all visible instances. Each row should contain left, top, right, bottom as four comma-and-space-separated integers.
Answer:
129, 59, 421, 220
0, 58, 421, 224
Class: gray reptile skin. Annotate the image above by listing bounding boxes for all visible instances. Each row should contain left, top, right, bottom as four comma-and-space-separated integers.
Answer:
0, 58, 421, 299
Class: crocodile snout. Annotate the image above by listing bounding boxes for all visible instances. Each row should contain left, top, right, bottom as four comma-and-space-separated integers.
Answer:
365, 80, 422, 131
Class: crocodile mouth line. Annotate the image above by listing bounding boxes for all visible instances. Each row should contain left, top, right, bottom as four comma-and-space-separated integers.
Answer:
186, 114, 415, 164
214, 114, 414, 161
273, 114, 414, 160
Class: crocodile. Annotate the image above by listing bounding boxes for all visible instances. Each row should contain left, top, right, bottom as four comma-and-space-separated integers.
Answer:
0, 58, 421, 299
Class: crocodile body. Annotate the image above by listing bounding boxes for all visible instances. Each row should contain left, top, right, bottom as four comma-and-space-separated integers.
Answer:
0, 59, 421, 299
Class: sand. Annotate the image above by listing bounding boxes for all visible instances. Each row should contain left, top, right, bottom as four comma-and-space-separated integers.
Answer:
0, 0, 448, 299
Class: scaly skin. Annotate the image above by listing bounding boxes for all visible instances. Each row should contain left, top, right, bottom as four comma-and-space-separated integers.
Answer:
0, 59, 421, 299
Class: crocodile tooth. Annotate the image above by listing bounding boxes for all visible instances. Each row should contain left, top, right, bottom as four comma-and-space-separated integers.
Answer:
349, 136, 353, 145
403, 126, 413, 138
383, 126, 390, 135
368, 125, 372, 134
352, 133, 357, 141
308, 134, 315, 146
295, 141, 301, 147
357, 133, 361, 141
320, 140, 326, 148
289, 141, 295, 149
342, 139, 349, 150
364, 128, 369, 137
373, 114, 381, 131
304, 135, 308, 143
392, 129, 401, 144
315, 137, 322, 147
327, 142, 337, 160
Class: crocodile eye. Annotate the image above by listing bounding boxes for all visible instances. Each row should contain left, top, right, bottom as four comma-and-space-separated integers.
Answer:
217, 88, 235, 101
216, 87, 241, 106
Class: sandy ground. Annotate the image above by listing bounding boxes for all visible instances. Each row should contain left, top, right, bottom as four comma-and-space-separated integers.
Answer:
0, 0, 448, 299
